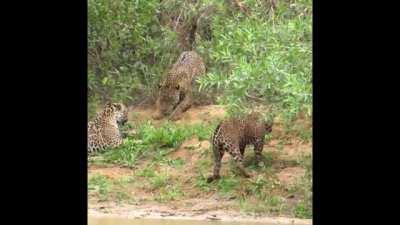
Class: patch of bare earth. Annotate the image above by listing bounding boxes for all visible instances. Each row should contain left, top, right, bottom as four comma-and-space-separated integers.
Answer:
128, 105, 227, 126
277, 167, 306, 186
268, 140, 312, 161
176, 105, 226, 125
164, 138, 216, 200
89, 165, 134, 179
89, 202, 312, 225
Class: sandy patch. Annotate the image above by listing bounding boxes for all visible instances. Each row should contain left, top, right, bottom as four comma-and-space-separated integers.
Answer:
277, 167, 306, 186
89, 165, 134, 179
88, 203, 312, 225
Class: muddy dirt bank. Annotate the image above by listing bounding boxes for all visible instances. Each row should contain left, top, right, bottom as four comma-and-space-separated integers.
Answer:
89, 203, 312, 225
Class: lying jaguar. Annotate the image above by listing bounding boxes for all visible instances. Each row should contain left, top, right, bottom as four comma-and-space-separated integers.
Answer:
88, 102, 128, 154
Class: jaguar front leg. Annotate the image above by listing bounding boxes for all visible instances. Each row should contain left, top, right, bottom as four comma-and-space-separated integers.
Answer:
253, 138, 265, 166
228, 145, 251, 178
169, 91, 193, 121
207, 143, 225, 183
152, 98, 164, 120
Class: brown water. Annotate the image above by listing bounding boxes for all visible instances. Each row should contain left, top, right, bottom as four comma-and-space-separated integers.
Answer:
88, 217, 281, 225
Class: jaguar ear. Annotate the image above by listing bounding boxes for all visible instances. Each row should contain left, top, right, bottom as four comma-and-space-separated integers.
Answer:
112, 103, 122, 110
158, 83, 162, 89
175, 84, 180, 90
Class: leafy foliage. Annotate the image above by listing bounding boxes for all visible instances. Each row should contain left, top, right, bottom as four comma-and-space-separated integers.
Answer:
88, 0, 181, 107
197, 0, 312, 121
88, 0, 312, 124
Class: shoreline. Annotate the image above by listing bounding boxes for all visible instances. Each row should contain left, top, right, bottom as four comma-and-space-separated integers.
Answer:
88, 205, 312, 225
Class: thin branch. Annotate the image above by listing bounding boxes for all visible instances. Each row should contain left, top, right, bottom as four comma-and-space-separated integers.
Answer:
245, 93, 265, 102
174, 10, 182, 31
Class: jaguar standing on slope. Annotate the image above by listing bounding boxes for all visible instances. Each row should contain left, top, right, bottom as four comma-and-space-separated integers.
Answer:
207, 113, 273, 182
88, 102, 128, 154
153, 51, 206, 121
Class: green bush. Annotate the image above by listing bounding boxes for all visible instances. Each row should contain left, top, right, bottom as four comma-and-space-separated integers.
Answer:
88, 0, 312, 124
197, 0, 312, 122
88, 0, 181, 108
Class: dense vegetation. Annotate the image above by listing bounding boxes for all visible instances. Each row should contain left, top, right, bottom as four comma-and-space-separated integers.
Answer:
88, 0, 312, 123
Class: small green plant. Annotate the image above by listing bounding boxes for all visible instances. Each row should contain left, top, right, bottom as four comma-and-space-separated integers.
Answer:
276, 142, 284, 151
149, 172, 170, 190
261, 151, 274, 167
114, 176, 135, 186
185, 123, 214, 141
137, 165, 157, 178
217, 176, 239, 197
155, 185, 184, 203
294, 201, 312, 218
139, 122, 187, 148
195, 173, 214, 192
264, 195, 285, 213
88, 174, 112, 201
166, 158, 185, 168
115, 191, 130, 203
100, 138, 148, 167
195, 158, 213, 174
296, 154, 312, 172
249, 176, 268, 198
268, 196, 281, 207
140, 122, 214, 148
